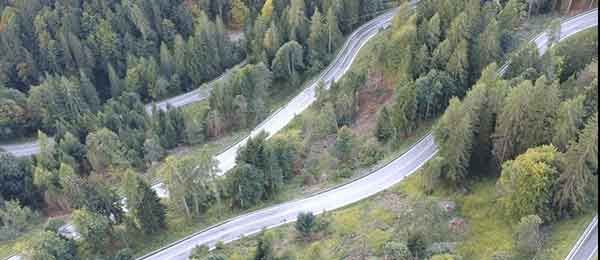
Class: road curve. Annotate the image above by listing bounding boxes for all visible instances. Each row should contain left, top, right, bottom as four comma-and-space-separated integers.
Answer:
137, 8, 599, 260
4, 7, 597, 260
214, 8, 401, 175
0, 61, 247, 157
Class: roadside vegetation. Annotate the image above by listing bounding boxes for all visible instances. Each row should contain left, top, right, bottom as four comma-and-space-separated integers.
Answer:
0, 0, 597, 259
190, 1, 598, 259
1, 0, 395, 258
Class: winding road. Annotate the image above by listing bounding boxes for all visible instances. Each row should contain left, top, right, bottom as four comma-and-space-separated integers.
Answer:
4, 5, 597, 260
137, 7, 599, 260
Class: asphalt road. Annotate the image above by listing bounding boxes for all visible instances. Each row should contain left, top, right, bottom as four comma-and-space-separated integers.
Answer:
0, 62, 247, 157
4, 6, 598, 260
213, 8, 400, 175
566, 216, 599, 260
138, 8, 599, 260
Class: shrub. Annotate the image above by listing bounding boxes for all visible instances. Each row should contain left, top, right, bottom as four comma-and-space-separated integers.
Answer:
358, 139, 384, 167
0, 200, 38, 241
44, 218, 66, 233
383, 241, 412, 260
296, 212, 317, 241
514, 215, 543, 256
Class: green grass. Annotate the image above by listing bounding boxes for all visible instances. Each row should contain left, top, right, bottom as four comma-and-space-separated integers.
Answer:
400, 171, 598, 260
455, 179, 514, 259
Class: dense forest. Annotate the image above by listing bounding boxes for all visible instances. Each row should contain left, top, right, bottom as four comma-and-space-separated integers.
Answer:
188, 0, 598, 259
0, 0, 392, 258
0, 0, 597, 259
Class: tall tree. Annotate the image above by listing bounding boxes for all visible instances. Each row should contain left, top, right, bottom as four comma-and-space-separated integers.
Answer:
271, 41, 305, 81
0, 152, 36, 206
335, 126, 355, 164
160, 150, 219, 219
325, 7, 343, 55
433, 98, 473, 186
78, 71, 100, 112
24, 231, 79, 260
391, 80, 417, 139
85, 128, 127, 173
552, 95, 586, 151
132, 177, 166, 234
493, 77, 560, 164
554, 114, 598, 217
308, 8, 327, 69
72, 209, 112, 254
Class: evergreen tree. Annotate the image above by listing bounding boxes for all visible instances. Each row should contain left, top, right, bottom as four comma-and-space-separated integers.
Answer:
308, 8, 327, 69
391, 80, 417, 139
229, 163, 265, 208
254, 232, 276, 260
72, 209, 112, 254
552, 95, 586, 152
476, 18, 502, 74
108, 63, 122, 98
433, 98, 473, 186
133, 178, 166, 234
493, 78, 560, 164
335, 126, 355, 164
325, 7, 343, 55
78, 71, 100, 112
25, 231, 79, 260
376, 106, 394, 143
554, 114, 598, 217
271, 41, 305, 81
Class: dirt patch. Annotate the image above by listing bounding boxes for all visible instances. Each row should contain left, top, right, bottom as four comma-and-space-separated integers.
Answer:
377, 191, 410, 215
352, 70, 395, 137
568, 0, 597, 15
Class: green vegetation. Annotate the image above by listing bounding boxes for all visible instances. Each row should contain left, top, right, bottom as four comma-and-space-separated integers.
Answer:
1, 0, 598, 259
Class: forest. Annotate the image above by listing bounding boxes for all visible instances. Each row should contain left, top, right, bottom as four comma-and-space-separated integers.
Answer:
1, 0, 392, 258
0, 0, 598, 259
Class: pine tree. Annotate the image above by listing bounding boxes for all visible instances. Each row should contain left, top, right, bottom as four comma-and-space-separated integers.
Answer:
271, 41, 305, 80
554, 114, 598, 217
160, 42, 174, 77
476, 18, 502, 73
446, 40, 470, 92
133, 178, 166, 234
254, 232, 276, 260
493, 78, 560, 163
108, 63, 122, 98
230, 0, 249, 30
308, 8, 327, 68
391, 80, 417, 139
376, 106, 394, 143
288, 0, 308, 44
78, 71, 100, 112
335, 126, 354, 164
325, 7, 343, 55
552, 96, 586, 152
433, 98, 473, 186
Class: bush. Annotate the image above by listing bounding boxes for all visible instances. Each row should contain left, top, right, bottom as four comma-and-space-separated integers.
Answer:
430, 254, 460, 260
44, 218, 66, 233
0, 200, 38, 241
383, 241, 412, 260
296, 212, 317, 241
336, 167, 353, 179
358, 139, 384, 167
514, 215, 543, 256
